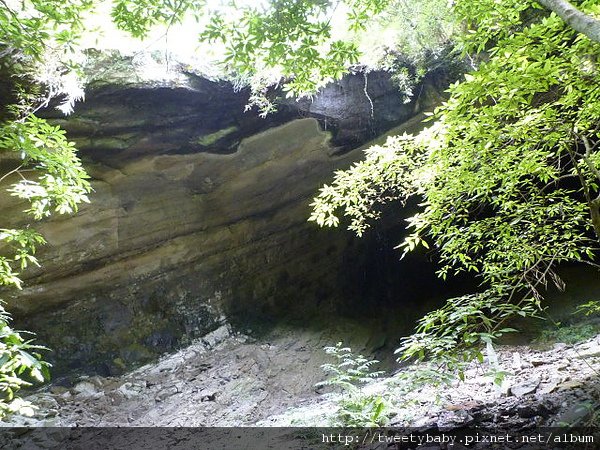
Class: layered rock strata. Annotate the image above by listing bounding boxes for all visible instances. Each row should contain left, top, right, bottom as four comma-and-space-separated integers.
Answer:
0, 54, 449, 375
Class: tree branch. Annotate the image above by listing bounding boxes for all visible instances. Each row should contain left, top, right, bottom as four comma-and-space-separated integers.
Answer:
537, 0, 600, 43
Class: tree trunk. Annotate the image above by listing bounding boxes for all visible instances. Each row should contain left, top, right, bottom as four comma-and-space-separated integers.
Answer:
537, 0, 600, 43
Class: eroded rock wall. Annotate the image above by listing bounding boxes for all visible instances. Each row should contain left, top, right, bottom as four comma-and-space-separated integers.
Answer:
0, 56, 450, 375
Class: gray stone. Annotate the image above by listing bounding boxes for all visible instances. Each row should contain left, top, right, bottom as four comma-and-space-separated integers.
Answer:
512, 352, 521, 369
558, 380, 583, 390
199, 390, 218, 402
516, 404, 539, 418
155, 386, 180, 402
555, 402, 596, 426
201, 325, 231, 349
576, 344, 600, 358
510, 378, 540, 397
73, 381, 98, 397
117, 382, 141, 400
539, 379, 560, 394
436, 410, 475, 430
530, 358, 547, 367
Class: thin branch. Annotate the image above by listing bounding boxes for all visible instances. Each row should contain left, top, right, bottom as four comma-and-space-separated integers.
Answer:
540, 173, 578, 192
0, 165, 23, 184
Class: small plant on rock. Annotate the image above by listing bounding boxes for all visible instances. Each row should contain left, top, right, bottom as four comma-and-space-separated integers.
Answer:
336, 394, 389, 427
317, 342, 391, 426
318, 342, 384, 391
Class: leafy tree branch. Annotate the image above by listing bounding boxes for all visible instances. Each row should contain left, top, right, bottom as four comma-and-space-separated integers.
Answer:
537, 0, 600, 43
311, 0, 600, 374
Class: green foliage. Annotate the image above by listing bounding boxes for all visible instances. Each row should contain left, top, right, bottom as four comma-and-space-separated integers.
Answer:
396, 361, 456, 391
309, 134, 427, 236
366, 0, 455, 58
575, 300, 600, 316
0, 112, 91, 298
0, 305, 50, 418
556, 401, 599, 427
198, 0, 454, 113
0, 0, 98, 419
535, 300, 600, 345
4, 0, 600, 421
0, 113, 91, 416
535, 322, 598, 345
317, 342, 384, 392
111, 0, 205, 38
357, 0, 457, 101
0, 0, 93, 61
310, 0, 600, 377
395, 291, 523, 377
0, 0, 214, 420
452, 0, 536, 54
2, 116, 91, 219
0, 229, 45, 290
317, 342, 390, 426
199, 0, 364, 111
336, 394, 390, 427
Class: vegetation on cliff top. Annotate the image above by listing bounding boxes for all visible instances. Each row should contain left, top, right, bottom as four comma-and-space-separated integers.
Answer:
2, 0, 600, 416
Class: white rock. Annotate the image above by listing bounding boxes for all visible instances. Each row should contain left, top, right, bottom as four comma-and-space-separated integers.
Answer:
576, 345, 600, 358
72, 381, 98, 397
510, 378, 540, 397
117, 382, 140, 399
202, 325, 232, 349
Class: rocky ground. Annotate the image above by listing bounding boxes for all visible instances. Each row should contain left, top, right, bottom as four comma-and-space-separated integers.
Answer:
3, 320, 600, 434
263, 335, 600, 431
2, 320, 392, 427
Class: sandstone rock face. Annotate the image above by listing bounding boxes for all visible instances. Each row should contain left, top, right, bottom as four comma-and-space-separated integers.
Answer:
0, 56, 449, 375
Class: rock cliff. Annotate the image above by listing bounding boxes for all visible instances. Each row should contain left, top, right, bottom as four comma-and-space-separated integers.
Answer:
0, 53, 452, 375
